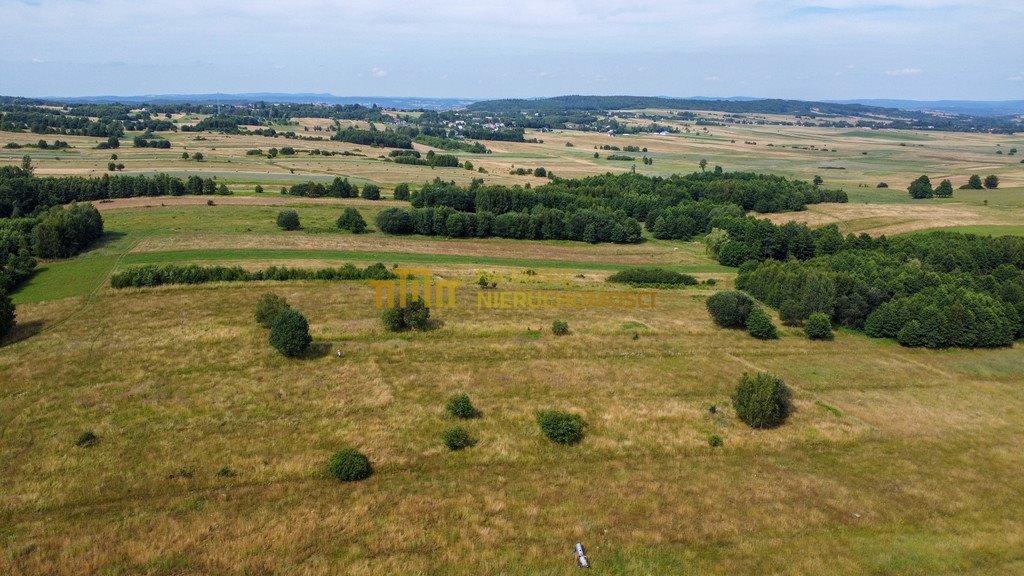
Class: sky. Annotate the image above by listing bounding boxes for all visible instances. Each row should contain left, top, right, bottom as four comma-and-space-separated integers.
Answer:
1, 0, 1022, 101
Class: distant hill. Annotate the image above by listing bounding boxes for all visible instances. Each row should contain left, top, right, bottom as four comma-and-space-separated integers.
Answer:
466, 95, 897, 117
827, 99, 1024, 117
39, 93, 473, 111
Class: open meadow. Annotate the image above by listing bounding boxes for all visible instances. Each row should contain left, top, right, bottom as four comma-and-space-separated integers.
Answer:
2, 112, 1024, 575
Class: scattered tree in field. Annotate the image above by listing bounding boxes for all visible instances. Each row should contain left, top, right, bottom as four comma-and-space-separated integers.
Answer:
254, 184, 264, 194
746, 306, 778, 339
106, 136, 120, 149
336, 207, 367, 233
699, 159, 708, 172
181, 152, 189, 159
328, 448, 372, 481
804, 312, 834, 340
217, 183, 229, 195
21, 155, 33, 175
733, 372, 792, 429
464, 161, 474, 171
276, 210, 300, 230
268, 308, 312, 357
536, 410, 586, 444
254, 293, 291, 328
551, 319, 570, 335
193, 152, 204, 161
441, 427, 476, 451
593, 152, 600, 159
935, 179, 953, 198
393, 183, 410, 201
813, 175, 823, 186
706, 291, 754, 328
908, 175, 933, 199
877, 182, 888, 188
360, 183, 381, 200
533, 167, 547, 177
107, 162, 116, 172
984, 175, 999, 189
962, 174, 983, 189
446, 393, 480, 419
0, 290, 15, 340
380, 298, 430, 331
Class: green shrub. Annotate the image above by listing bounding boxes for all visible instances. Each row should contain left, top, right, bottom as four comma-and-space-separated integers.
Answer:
536, 410, 586, 444
706, 291, 754, 328
216, 466, 236, 477
804, 312, 834, 340
393, 183, 410, 200
441, 427, 476, 451
733, 372, 792, 429
336, 207, 367, 233
75, 431, 99, 447
360, 183, 381, 200
380, 298, 431, 331
276, 209, 300, 230
446, 393, 480, 419
269, 309, 312, 357
746, 306, 778, 339
254, 292, 291, 328
328, 448, 373, 481
0, 290, 15, 340
778, 299, 803, 326
552, 319, 570, 335
707, 434, 723, 447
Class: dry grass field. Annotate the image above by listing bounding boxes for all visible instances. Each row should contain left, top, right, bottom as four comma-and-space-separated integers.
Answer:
2, 115, 1024, 574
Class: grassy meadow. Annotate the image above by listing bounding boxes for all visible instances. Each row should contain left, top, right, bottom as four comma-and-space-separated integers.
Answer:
2, 114, 1024, 574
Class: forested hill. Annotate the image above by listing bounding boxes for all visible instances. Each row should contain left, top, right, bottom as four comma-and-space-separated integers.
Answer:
467, 96, 897, 116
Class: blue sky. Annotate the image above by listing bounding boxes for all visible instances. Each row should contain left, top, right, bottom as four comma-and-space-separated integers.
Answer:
2, 0, 1022, 100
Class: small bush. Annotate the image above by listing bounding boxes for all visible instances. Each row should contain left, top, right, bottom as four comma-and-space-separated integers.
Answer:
552, 319, 570, 335
254, 292, 291, 328
269, 309, 312, 357
75, 431, 99, 447
706, 291, 754, 329
381, 307, 405, 332
733, 372, 792, 429
380, 298, 430, 332
393, 183, 410, 200
276, 209, 300, 231
216, 467, 236, 477
441, 427, 476, 451
328, 448, 373, 482
804, 312, 834, 340
746, 306, 778, 340
708, 434, 723, 447
536, 410, 586, 444
446, 393, 480, 419
336, 207, 367, 233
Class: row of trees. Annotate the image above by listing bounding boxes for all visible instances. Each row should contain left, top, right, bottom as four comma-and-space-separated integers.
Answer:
331, 127, 413, 149
110, 263, 395, 289
376, 205, 643, 243
908, 174, 1000, 198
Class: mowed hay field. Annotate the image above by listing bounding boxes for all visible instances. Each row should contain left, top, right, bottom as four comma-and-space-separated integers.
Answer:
3, 270, 1024, 575
2, 115, 1024, 574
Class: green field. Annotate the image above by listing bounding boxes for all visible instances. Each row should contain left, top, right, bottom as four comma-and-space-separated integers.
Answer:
2, 115, 1024, 575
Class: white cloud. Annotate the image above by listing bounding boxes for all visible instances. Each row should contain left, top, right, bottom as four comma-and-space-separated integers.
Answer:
1009, 75, 1024, 81
371, 67, 387, 78
886, 68, 922, 76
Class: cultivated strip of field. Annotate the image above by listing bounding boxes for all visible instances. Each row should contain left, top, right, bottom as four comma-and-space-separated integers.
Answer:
761, 201, 1024, 235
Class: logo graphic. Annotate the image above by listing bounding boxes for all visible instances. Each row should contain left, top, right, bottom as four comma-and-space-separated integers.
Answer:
369, 267, 459, 309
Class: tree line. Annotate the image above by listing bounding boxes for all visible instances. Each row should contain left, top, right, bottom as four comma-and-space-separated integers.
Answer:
110, 262, 396, 289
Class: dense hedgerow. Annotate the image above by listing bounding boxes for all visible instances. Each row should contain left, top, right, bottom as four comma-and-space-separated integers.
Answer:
536, 410, 587, 444
268, 309, 311, 357
446, 394, 480, 419
733, 372, 792, 429
607, 267, 698, 287
110, 263, 395, 288
441, 427, 476, 451
706, 291, 755, 329
327, 448, 373, 482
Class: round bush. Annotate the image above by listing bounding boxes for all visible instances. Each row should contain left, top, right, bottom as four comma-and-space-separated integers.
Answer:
276, 209, 300, 231
746, 306, 778, 340
733, 372, 792, 429
536, 410, 586, 444
75, 431, 99, 448
328, 448, 372, 482
393, 183, 410, 201
441, 427, 476, 451
360, 184, 381, 200
804, 312, 834, 340
706, 291, 754, 329
336, 207, 367, 233
551, 319, 569, 335
446, 393, 480, 419
254, 292, 290, 328
707, 434, 723, 447
269, 309, 312, 357
381, 307, 405, 332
